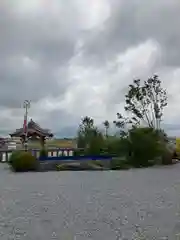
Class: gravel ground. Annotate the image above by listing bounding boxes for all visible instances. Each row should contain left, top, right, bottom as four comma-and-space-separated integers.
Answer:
1, 164, 180, 239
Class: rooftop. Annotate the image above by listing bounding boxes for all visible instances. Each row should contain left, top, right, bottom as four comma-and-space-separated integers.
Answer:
10, 119, 53, 138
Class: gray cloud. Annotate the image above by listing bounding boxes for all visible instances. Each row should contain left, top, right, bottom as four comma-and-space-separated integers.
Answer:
0, 0, 180, 136
84, 0, 180, 67
0, 0, 80, 108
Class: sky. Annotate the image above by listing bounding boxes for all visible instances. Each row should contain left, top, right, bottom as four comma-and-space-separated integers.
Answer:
1, 0, 180, 137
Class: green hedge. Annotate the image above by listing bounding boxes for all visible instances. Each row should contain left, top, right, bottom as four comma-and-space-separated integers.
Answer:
9, 151, 37, 172
39, 148, 48, 158
9, 151, 21, 165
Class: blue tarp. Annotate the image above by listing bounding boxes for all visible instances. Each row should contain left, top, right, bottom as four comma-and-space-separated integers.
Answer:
39, 155, 113, 161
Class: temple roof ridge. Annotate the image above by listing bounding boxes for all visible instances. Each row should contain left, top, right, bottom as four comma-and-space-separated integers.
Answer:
10, 118, 53, 138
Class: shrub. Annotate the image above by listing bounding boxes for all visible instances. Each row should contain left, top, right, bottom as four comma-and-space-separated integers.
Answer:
85, 131, 105, 155
104, 136, 131, 158
9, 151, 22, 165
9, 151, 37, 172
73, 148, 86, 156
127, 127, 161, 167
39, 148, 48, 158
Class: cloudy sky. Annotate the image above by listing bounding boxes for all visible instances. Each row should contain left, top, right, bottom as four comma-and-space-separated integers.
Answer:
0, 0, 180, 137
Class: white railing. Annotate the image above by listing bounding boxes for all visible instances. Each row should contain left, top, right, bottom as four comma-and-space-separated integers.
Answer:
0, 148, 75, 162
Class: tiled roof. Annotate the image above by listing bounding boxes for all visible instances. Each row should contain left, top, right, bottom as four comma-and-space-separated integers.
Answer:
10, 119, 53, 137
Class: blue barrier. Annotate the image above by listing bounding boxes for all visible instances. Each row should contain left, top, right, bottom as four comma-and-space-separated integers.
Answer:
39, 155, 113, 161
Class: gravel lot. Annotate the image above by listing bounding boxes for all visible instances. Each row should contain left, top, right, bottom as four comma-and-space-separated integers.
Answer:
1, 163, 180, 239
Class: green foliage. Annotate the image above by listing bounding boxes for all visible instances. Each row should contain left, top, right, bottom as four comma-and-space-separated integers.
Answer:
77, 133, 86, 148
73, 148, 86, 156
39, 148, 48, 157
104, 137, 120, 155
106, 127, 172, 168
77, 116, 95, 148
73, 75, 171, 170
124, 76, 167, 129
112, 76, 169, 167
114, 75, 167, 131
127, 127, 161, 167
9, 151, 37, 172
104, 136, 130, 159
85, 129, 105, 155
77, 116, 106, 155
9, 151, 22, 165
113, 113, 133, 131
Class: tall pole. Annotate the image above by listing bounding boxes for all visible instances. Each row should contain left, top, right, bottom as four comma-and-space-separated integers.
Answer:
23, 100, 30, 151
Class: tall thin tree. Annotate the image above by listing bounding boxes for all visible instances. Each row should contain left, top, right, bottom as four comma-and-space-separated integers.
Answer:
124, 75, 167, 129
103, 120, 110, 138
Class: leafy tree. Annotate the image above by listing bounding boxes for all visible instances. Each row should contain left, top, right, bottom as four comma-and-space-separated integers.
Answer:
112, 75, 169, 167
77, 116, 95, 148
124, 75, 167, 129
77, 116, 105, 154
82, 116, 94, 129
113, 113, 139, 136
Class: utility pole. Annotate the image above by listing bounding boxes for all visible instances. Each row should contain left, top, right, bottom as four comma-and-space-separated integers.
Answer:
23, 100, 30, 151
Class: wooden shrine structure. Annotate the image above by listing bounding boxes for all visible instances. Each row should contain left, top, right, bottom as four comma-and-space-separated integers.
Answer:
9, 119, 53, 147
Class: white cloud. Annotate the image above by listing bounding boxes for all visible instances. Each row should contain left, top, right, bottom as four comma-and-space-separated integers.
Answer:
75, 0, 110, 30
14, 0, 110, 30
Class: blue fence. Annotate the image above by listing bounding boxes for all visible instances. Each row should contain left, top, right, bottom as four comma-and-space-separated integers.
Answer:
39, 155, 113, 161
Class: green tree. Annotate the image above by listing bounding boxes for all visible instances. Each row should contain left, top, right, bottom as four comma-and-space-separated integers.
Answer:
77, 116, 95, 148
112, 75, 169, 167
113, 113, 137, 137
124, 75, 167, 129
82, 116, 94, 129
77, 116, 105, 154
86, 128, 105, 155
